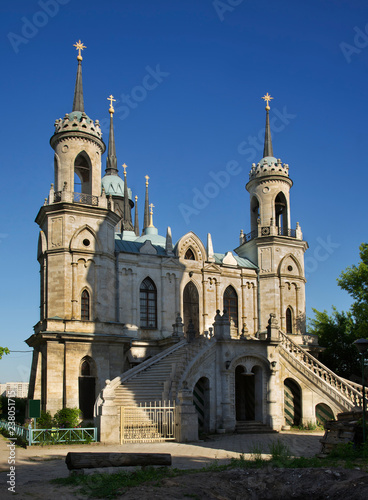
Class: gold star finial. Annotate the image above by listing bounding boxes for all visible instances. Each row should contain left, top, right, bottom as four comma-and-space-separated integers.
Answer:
145, 175, 150, 186
262, 92, 273, 110
74, 40, 86, 61
108, 95, 116, 114
122, 163, 128, 175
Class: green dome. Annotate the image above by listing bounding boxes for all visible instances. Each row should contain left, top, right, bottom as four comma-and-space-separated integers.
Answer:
135, 227, 166, 247
257, 156, 278, 166
101, 174, 132, 200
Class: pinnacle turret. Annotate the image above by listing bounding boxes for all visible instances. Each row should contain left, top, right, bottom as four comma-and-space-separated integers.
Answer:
262, 92, 274, 158
72, 40, 86, 112
105, 95, 118, 175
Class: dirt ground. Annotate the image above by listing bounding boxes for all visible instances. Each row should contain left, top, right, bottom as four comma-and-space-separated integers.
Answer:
1, 432, 368, 499
4, 465, 368, 499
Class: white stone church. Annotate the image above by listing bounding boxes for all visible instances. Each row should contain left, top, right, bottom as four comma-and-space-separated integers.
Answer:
26, 43, 364, 443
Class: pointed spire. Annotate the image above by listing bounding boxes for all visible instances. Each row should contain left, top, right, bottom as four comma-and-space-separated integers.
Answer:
105, 95, 118, 175
72, 40, 86, 112
134, 195, 140, 236
143, 175, 150, 233
122, 164, 134, 231
262, 92, 274, 158
207, 233, 215, 262
165, 227, 173, 255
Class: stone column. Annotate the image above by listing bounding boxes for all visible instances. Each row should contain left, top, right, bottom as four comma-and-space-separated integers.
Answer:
175, 275, 180, 315
161, 274, 166, 330
295, 284, 300, 332
215, 280, 220, 311
202, 275, 207, 333
132, 272, 137, 326
175, 387, 198, 442
71, 260, 78, 319
253, 283, 258, 333
241, 281, 247, 330
279, 282, 285, 331
267, 364, 283, 430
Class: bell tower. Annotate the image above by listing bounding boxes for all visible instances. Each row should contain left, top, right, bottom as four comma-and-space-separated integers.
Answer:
27, 41, 126, 415
235, 94, 308, 335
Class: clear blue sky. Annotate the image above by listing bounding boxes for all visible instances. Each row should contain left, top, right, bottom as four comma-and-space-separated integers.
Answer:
1, 0, 367, 382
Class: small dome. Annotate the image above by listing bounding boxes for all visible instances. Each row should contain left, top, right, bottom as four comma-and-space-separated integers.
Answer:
135, 227, 166, 247
257, 156, 278, 166
101, 174, 132, 199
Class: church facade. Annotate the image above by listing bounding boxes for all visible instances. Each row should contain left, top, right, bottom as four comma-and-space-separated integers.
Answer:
26, 43, 362, 442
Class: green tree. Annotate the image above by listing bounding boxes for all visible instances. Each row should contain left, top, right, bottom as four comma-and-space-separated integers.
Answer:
310, 243, 368, 378
337, 243, 368, 338
0, 347, 10, 359
309, 307, 360, 378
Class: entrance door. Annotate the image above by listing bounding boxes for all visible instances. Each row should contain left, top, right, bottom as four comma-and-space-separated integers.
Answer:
235, 366, 255, 421
193, 377, 210, 435
284, 378, 301, 426
78, 377, 95, 420
183, 282, 199, 335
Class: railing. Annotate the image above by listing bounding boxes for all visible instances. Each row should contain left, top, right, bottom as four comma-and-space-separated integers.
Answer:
28, 427, 97, 445
277, 227, 296, 237
73, 192, 99, 206
0, 420, 29, 442
53, 191, 98, 206
0, 420, 97, 445
120, 401, 175, 444
279, 331, 363, 408
54, 191, 62, 202
242, 227, 297, 243
340, 377, 368, 400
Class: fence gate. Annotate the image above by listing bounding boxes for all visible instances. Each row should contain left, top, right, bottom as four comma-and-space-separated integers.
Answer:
120, 401, 176, 444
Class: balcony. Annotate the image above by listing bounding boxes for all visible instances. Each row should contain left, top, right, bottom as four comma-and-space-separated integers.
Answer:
242, 224, 301, 244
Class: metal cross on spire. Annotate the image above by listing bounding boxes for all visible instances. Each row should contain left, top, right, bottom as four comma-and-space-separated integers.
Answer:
122, 163, 128, 175
74, 40, 86, 61
145, 175, 150, 186
108, 94, 116, 114
262, 92, 273, 110
149, 203, 155, 215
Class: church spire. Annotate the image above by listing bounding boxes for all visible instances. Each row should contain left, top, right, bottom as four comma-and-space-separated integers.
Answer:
72, 40, 86, 112
122, 164, 134, 231
262, 92, 274, 158
134, 195, 140, 236
143, 175, 150, 233
105, 95, 118, 175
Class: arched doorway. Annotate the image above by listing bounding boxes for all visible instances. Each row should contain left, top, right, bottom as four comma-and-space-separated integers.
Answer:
183, 281, 199, 336
315, 403, 334, 425
78, 356, 96, 420
193, 377, 210, 435
284, 378, 301, 426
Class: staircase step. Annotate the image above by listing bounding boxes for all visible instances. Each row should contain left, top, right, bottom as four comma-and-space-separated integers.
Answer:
235, 421, 277, 434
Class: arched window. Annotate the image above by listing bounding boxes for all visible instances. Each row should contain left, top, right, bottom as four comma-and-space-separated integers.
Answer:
81, 359, 91, 376
286, 307, 293, 333
140, 278, 157, 328
184, 248, 195, 260
250, 197, 260, 232
223, 286, 238, 328
81, 290, 90, 321
275, 192, 288, 234
74, 152, 92, 194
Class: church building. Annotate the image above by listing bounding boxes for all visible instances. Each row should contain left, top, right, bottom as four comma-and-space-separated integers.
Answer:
26, 42, 363, 443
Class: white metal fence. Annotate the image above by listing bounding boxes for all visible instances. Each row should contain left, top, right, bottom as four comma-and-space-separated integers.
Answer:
120, 401, 176, 444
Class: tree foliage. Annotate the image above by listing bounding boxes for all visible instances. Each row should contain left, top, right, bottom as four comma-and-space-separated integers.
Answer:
0, 347, 10, 360
337, 243, 368, 337
309, 308, 360, 378
310, 243, 368, 378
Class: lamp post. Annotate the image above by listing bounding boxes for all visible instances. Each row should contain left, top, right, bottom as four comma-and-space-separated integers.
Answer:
353, 338, 368, 444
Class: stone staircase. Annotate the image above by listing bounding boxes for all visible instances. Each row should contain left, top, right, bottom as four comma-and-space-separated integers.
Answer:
114, 337, 211, 406
279, 331, 363, 411
235, 421, 277, 434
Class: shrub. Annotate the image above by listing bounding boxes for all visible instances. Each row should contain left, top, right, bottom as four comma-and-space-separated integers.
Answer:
53, 407, 81, 429
37, 410, 54, 429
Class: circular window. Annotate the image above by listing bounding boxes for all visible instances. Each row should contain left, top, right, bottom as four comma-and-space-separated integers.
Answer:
287, 265, 293, 272
83, 239, 90, 247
